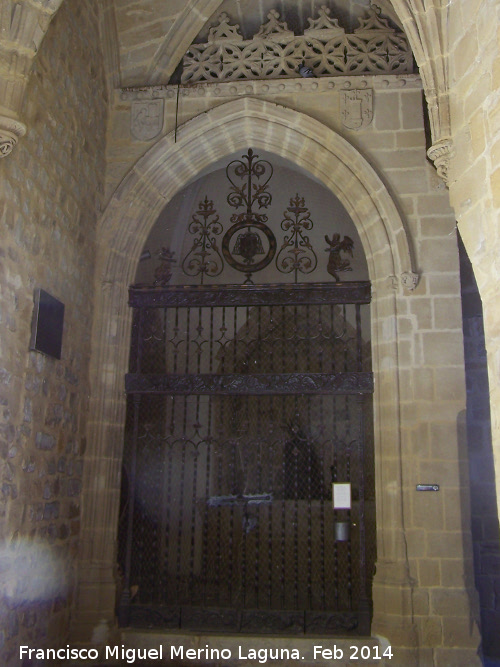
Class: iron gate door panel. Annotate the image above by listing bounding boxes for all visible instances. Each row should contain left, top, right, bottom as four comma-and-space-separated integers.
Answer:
119, 283, 374, 635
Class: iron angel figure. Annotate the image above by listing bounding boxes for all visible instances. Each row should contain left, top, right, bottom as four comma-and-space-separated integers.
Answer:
325, 233, 354, 281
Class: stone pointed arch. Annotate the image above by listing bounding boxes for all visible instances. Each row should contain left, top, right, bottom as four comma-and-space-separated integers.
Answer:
146, 0, 225, 84
74, 97, 416, 641
100, 97, 416, 286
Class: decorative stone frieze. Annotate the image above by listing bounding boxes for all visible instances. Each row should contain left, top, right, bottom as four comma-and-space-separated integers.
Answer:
0, 114, 27, 158
120, 73, 422, 103
182, 5, 413, 84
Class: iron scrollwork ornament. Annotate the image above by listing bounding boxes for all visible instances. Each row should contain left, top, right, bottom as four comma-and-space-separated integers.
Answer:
182, 196, 224, 283
276, 194, 318, 282
222, 149, 277, 283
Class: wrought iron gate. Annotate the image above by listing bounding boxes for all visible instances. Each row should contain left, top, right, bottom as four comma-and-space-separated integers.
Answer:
118, 282, 374, 635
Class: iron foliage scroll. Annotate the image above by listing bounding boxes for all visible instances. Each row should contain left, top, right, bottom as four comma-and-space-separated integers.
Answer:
182, 196, 224, 283
276, 194, 318, 282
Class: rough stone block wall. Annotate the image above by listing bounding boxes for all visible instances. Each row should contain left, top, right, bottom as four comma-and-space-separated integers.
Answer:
448, 2, 500, 601
0, 1, 107, 664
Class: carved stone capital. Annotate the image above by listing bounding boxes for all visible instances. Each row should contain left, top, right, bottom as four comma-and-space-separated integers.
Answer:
427, 138, 453, 185
0, 115, 27, 158
401, 271, 419, 292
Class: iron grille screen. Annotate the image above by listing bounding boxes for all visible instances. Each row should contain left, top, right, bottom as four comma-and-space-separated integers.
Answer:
119, 283, 374, 635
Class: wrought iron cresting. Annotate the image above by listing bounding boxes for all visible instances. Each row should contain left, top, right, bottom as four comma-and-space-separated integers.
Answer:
276, 194, 318, 282
221, 149, 277, 283
181, 196, 224, 283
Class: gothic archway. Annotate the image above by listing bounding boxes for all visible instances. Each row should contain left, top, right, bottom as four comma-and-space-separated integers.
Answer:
75, 97, 417, 641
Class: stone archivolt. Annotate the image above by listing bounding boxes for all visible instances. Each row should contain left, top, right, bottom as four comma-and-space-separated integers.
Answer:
182, 5, 413, 84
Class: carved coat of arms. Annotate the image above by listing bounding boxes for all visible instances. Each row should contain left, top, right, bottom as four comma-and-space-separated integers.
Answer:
131, 99, 164, 141
340, 89, 373, 130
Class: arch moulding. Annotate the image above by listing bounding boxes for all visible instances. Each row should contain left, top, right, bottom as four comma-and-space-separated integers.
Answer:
74, 97, 416, 641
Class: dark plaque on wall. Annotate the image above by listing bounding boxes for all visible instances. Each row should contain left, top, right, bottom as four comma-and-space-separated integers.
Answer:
30, 288, 65, 359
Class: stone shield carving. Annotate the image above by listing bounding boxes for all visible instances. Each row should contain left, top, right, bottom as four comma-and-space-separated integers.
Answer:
131, 99, 164, 141
340, 89, 373, 130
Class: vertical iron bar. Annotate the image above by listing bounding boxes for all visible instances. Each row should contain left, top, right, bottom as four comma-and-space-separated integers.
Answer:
293, 395, 299, 610
281, 305, 286, 373
136, 308, 145, 374
175, 398, 188, 602
215, 454, 222, 603
257, 306, 262, 369
173, 307, 180, 374
185, 307, 191, 374
220, 306, 227, 373
241, 491, 248, 606
228, 437, 236, 604
293, 305, 298, 372
188, 398, 201, 604
320, 394, 326, 611
267, 398, 274, 608
332, 395, 339, 610
306, 306, 313, 609
307, 398, 313, 610
346, 435, 352, 610
164, 416, 174, 602
209, 306, 214, 373
202, 396, 212, 605
331, 304, 335, 373
356, 394, 370, 634
233, 306, 238, 372
255, 398, 262, 607
356, 303, 363, 372
245, 305, 250, 372
280, 395, 286, 609
189, 443, 199, 604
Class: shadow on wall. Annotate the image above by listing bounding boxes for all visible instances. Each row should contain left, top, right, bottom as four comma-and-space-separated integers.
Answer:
458, 232, 500, 660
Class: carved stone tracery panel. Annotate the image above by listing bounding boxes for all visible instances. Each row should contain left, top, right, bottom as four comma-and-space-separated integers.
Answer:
182, 5, 413, 84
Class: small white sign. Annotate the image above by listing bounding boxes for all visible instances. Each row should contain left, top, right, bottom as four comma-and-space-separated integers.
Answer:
333, 483, 351, 509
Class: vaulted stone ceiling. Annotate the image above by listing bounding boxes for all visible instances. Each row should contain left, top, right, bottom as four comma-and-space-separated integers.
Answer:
0, 0, 450, 176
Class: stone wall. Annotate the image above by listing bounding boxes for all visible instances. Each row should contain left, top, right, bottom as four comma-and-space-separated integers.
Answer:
448, 0, 500, 552
84, 79, 482, 663
0, 1, 107, 664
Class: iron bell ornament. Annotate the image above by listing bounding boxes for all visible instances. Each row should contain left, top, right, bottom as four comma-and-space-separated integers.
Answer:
232, 228, 265, 263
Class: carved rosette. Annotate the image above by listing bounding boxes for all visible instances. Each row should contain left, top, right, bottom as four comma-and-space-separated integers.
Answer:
0, 115, 27, 158
427, 138, 453, 185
